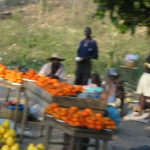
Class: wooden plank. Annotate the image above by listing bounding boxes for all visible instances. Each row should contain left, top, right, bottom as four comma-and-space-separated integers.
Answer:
52, 96, 107, 111
0, 80, 23, 89
101, 140, 109, 150
45, 141, 105, 148
24, 81, 53, 103
45, 116, 113, 140
68, 136, 75, 150
24, 82, 107, 112
44, 125, 52, 150
25, 90, 48, 107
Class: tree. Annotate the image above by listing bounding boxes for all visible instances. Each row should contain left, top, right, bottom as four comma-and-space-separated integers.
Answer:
94, 0, 150, 34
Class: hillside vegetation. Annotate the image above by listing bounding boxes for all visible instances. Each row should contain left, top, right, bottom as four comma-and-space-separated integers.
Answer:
0, 0, 150, 83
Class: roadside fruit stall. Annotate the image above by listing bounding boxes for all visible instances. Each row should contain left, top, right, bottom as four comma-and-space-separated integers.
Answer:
0, 64, 117, 150
43, 97, 116, 150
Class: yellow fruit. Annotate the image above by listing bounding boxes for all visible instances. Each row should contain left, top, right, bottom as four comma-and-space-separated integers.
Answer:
27, 144, 35, 150
0, 126, 5, 134
10, 143, 20, 150
33, 147, 39, 150
36, 144, 45, 150
1, 145, 10, 150
2, 120, 10, 129
3, 133, 10, 139
5, 137, 16, 146
7, 129, 16, 137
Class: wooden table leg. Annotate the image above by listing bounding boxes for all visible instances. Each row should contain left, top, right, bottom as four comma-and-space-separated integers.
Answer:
40, 113, 45, 137
5, 88, 11, 101
14, 88, 21, 130
44, 125, 53, 150
76, 137, 81, 150
101, 140, 108, 150
95, 139, 99, 150
19, 90, 29, 142
68, 136, 75, 150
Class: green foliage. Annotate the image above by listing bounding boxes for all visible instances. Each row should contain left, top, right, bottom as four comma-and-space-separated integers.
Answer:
94, 0, 150, 34
0, 0, 150, 85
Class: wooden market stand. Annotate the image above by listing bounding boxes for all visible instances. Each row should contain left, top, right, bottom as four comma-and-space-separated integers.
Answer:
0, 80, 53, 141
0, 79, 25, 130
0, 79, 115, 149
44, 96, 113, 150
44, 116, 113, 150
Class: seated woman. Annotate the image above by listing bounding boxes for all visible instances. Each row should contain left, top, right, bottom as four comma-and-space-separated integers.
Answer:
78, 73, 104, 99
123, 56, 150, 121
39, 53, 67, 81
136, 54, 150, 115
104, 68, 125, 109
100, 68, 125, 125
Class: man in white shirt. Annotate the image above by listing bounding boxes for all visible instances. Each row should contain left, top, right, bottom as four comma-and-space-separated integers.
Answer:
39, 53, 67, 81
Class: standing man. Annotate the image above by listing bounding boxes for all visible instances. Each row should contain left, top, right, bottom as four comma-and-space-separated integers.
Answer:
74, 27, 99, 150
75, 27, 99, 85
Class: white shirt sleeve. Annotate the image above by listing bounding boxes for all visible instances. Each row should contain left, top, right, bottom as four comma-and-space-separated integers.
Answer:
55, 64, 67, 81
38, 63, 51, 76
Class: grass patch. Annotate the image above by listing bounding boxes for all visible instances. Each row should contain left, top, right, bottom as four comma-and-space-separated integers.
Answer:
0, 1, 150, 84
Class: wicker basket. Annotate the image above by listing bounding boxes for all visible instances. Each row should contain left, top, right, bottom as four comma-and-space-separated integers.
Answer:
124, 60, 136, 68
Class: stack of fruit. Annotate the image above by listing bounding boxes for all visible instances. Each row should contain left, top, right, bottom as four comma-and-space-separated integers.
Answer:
36, 76, 83, 96
23, 69, 39, 81
22, 67, 84, 97
0, 64, 83, 97
0, 64, 7, 78
0, 120, 19, 150
45, 103, 117, 130
0, 120, 45, 150
26, 144, 45, 150
4, 70, 23, 84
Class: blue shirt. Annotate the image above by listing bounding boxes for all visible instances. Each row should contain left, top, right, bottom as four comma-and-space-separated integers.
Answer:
77, 39, 98, 59
107, 106, 121, 126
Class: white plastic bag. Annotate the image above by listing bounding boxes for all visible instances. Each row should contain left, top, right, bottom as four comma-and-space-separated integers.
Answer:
125, 54, 139, 61
29, 104, 44, 121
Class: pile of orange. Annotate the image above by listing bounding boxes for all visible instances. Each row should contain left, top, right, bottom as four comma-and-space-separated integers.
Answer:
22, 68, 83, 97
45, 103, 116, 130
0, 64, 23, 83
0, 64, 7, 78
4, 69, 24, 83
36, 76, 83, 96
23, 69, 39, 80
0, 64, 83, 96
23, 69, 39, 81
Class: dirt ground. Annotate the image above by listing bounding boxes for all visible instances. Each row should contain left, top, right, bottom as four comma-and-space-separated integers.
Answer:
19, 120, 150, 150
0, 87, 150, 150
